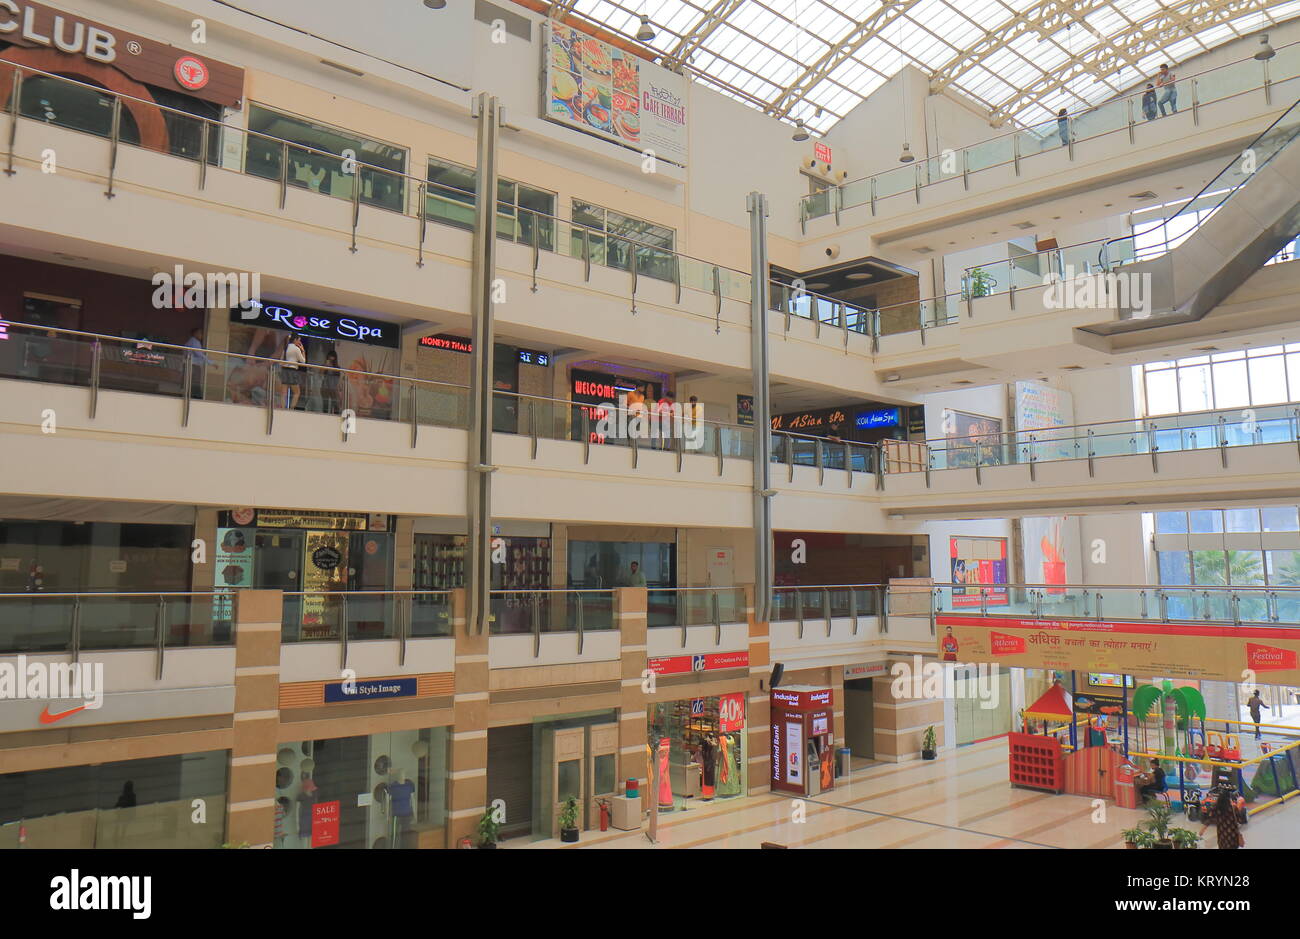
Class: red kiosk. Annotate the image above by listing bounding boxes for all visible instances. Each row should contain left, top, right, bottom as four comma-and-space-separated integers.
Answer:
1007, 683, 1072, 794
770, 686, 836, 796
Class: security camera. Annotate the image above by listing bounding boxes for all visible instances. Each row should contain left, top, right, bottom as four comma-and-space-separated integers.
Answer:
824, 244, 841, 259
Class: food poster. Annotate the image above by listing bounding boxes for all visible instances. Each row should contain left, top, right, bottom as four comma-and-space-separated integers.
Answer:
545, 22, 687, 165
302, 531, 349, 636
215, 528, 253, 622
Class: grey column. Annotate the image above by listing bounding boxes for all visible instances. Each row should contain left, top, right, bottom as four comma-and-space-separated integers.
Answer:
467, 93, 500, 636
747, 192, 774, 623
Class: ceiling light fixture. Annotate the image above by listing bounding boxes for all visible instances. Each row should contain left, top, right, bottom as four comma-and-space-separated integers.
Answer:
792, 120, 810, 142
898, 142, 915, 163
423, 0, 447, 9
636, 14, 656, 42
1254, 34, 1275, 61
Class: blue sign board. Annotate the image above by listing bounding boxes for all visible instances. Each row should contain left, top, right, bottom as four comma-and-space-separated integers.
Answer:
855, 407, 900, 429
324, 677, 417, 703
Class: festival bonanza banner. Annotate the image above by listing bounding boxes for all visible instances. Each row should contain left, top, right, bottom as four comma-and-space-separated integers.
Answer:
543, 22, 688, 165
936, 614, 1300, 685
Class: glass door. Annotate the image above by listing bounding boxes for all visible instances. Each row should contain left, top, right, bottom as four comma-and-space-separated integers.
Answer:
552, 727, 585, 838
587, 723, 618, 830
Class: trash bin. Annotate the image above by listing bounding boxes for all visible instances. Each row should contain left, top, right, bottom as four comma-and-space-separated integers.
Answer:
837, 748, 852, 779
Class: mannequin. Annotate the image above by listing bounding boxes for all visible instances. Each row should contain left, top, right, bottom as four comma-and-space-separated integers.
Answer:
387, 768, 416, 847
717, 733, 742, 797
698, 734, 717, 800
297, 771, 319, 845
656, 737, 673, 810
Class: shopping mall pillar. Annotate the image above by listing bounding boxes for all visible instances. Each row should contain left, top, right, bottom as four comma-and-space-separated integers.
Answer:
747, 192, 774, 625
466, 92, 500, 638
227, 589, 285, 847
745, 583, 772, 793
615, 587, 650, 808
448, 588, 489, 846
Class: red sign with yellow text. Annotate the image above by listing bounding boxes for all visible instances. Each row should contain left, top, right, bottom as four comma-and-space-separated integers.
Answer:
937, 614, 1300, 684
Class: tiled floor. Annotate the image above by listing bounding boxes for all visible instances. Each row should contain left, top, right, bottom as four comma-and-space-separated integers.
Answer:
515, 737, 1300, 849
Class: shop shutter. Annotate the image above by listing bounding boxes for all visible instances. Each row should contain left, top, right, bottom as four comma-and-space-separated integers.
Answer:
487, 724, 533, 839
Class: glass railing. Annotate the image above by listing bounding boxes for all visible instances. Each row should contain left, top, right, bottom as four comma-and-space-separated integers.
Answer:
1100, 96, 1300, 269
932, 582, 1300, 626
801, 42, 1300, 224
911, 403, 1300, 473
0, 592, 226, 654
487, 589, 615, 635
281, 591, 452, 643
769, 431, 881, 476
770, 585, 882, 623
647, 587, 746, 629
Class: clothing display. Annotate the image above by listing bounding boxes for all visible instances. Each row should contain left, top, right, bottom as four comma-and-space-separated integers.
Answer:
699, 737, 717, 799
388, 779, 415, 818
716, 733, 742, 797
656, 739, 673, 809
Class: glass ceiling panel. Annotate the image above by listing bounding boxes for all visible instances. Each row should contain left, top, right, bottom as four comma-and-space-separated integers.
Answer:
557, 0, 1299, 131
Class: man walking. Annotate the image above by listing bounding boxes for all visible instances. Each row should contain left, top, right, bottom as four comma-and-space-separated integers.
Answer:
1247, 689, 1269, 740
1156, 63, 1177, 115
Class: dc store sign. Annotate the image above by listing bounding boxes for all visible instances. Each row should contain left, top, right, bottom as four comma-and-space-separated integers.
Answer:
691, 655, 706, 672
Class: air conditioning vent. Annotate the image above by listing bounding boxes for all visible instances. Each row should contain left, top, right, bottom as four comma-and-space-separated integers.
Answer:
1129, 190, 1157, 199
913, 246, 935, 254
1012, 221, 1035, 229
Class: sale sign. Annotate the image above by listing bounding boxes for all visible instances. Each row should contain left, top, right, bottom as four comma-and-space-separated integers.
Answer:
938, 614, 1300, 684
311, 800, 340, 848
719, 692, 745, 732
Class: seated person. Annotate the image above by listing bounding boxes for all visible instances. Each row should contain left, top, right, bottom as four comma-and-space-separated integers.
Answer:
1137, 757, 1166, 802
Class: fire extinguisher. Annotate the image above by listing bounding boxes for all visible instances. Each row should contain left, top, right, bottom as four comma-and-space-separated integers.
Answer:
18, 824, 26, 848
597, 799, 610, 832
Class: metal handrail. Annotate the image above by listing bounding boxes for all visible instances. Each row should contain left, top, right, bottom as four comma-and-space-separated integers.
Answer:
806, 40, 1300, 208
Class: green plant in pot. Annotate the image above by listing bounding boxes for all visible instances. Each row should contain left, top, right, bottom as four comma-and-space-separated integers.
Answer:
1170, 827, 1200, 849
476, 806, 502, 849
1121, 826, 1153, 849
921, 725, 937, 760
967, 267, 997, 298
559, 797, 580, 843
1140, 798, 1175, 848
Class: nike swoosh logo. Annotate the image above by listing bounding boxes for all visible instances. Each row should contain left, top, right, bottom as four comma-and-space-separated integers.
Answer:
38, 704, 87, 724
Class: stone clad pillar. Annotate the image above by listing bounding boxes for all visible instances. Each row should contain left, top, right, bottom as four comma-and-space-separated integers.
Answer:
447, 588, 488, 846
615, 587, 649, 813
226, 589, 283, 847
745, 584, 771, 793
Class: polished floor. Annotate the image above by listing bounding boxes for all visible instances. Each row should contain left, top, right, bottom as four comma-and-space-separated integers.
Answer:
519, 736, 1300, 849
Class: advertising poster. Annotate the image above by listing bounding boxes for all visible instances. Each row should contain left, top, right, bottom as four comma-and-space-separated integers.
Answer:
1020, 516, 1081, 599
311, 800, 340, 848
950, 537, 1008, 607
942, 409, 1005, 467
1014, 381, 1076, 461
215, 528, 253, 621
302, 531, 348, 635
936, 614, 1300, 684
544, 22, 688, 165
786, 721, 803, 784
736, 394, 754, 426
719, 692, 745, 732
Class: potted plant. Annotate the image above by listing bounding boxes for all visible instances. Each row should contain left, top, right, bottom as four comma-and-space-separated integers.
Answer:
921, 726, 937, 761
1170, 827, 1200, 850
476, 807, 501, 849
1121, 827, 1152, 849
967, 267, 997, 298
1140, 798, 1174, 848
558, 797, 580, 843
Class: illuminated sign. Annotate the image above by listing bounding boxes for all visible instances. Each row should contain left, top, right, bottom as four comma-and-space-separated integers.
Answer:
230, 303, 398, 349
771, 408, 846, 432
420, 334, 471, 353
517, 348, 550, 367
855, 407, 900, 429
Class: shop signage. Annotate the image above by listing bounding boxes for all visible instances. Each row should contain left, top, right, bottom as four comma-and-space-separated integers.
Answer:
543, 21, 688, 166
311, 545, 342, 571
0, 0, 244, 108
323, 677, 417, 703
311, 800, 340, 848
718, 692, 744, 732
516, 348, 550, 367
843, 662, 888, 680
420, 333, 471, 353
937, 614, 1300, 684
771, 408, 847, 432
230, 303, 399, 349
736, 394, 754, 426
647, 651, 749, 675
855, 407, 900, 429
771, 687, 833, 710
256, 510, 367, 531
690, 698, 704, 715
813, 142, 832, 164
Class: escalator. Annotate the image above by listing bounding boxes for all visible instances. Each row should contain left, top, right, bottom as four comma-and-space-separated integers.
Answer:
1082, 96, 1300, 336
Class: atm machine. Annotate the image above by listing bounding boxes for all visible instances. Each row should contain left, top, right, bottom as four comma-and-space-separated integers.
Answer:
770, 685, 835, 797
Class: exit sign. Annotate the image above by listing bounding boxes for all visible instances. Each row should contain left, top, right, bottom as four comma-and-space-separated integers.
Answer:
813, 142, 832, 163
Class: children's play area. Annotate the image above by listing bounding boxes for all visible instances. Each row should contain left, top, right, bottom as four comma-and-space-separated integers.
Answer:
1007, 673, 1300, 840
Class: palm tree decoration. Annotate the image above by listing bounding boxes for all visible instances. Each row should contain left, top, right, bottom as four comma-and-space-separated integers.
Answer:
1133, 679, 1206, 757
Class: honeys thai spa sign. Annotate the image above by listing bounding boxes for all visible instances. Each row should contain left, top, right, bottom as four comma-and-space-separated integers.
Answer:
542, 21, 687, 166
937, 614, 1300, 684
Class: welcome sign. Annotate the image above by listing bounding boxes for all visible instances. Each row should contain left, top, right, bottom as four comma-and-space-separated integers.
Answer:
542, 22, 688, 166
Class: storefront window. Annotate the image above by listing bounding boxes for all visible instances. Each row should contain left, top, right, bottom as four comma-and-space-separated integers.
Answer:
571, 201, 675, 281
0, 750, 228, 849
568, 539, 674, 589
245, 105, 408, 213
425, 157, 556, 249
647, 695, 747, 811
275, 727, 448, 849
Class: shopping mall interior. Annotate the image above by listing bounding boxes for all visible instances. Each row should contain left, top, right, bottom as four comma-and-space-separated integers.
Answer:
2, 0, 1300, 856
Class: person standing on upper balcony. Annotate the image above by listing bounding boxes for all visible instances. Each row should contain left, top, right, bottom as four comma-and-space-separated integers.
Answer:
282, 334, 306, 410
1156, 64, 1178, 115
185, 326, 212, 400
1056, 108, 1071, 147
1142, 83, 1158, 121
